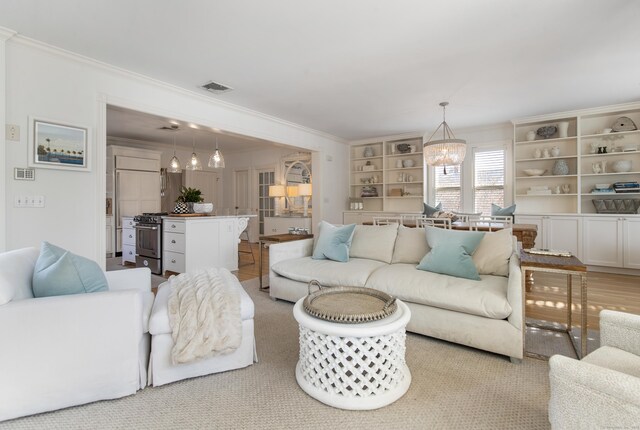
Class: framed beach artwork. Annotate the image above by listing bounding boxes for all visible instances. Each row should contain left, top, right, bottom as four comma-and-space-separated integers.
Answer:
28, 117, 90, 171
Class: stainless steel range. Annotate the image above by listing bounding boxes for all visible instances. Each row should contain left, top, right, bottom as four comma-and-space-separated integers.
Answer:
133, 212, 167, 275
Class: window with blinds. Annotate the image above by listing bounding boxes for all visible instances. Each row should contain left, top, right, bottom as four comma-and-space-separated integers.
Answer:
473, 149, 505, 214
434, 165, 461, 212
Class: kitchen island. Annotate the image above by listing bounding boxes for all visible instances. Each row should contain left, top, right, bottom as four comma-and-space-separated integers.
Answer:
162, 214, 256, 275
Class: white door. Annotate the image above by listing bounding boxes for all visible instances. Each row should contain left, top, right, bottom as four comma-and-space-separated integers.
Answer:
184, 170, 220, 210
582, 217, 622, 267
234, 169, 258, 242
623, 218, 640, 269
257, 169, 276, 236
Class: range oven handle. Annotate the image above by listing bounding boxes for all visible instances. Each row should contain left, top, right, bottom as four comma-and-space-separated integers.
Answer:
135, 225, 159, 231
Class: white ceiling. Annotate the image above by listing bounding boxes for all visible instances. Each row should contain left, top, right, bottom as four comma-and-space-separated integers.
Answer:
106, 105, 287, 153
2, 0, 640, 140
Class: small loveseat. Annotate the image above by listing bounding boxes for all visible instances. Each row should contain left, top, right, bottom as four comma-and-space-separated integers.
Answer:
269, 224, 524, 361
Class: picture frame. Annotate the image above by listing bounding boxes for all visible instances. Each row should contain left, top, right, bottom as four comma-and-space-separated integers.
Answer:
28, 117, 90, 171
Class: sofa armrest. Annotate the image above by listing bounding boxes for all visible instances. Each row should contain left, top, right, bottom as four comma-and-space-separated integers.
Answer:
548, 354, 640, 428
268, 238, 314, 271
506, 251, 523, 331
105, 267, 151, 293
600, 310, 640, 356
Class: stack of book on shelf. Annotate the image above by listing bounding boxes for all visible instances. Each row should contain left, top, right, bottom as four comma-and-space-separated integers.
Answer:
526, 185, 551, 195
591, 183, 615, 194
613, 181, 640, 193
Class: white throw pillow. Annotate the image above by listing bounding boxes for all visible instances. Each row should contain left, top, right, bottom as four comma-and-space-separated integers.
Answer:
391, 226, 430, 264
349, 224, 399, 263
472, 228, 514, 277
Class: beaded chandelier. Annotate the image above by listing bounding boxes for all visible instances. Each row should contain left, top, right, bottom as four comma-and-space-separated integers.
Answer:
423, 102, 466, 174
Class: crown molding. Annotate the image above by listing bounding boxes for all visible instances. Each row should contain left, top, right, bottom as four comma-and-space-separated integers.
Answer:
0, 27, 17, 41
348, 131, 425, 146
7, 30, 347, 145
511, 101, 640, 125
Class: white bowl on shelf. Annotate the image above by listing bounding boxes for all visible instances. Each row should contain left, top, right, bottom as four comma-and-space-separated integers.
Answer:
523, 169, 546, 176
610, 160, 632, 173
594, 184, 610, 190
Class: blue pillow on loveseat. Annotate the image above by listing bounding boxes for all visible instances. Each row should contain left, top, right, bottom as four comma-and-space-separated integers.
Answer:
32, 241, 108, 297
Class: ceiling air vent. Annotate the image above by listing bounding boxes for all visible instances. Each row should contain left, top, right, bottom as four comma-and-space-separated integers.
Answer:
200, 80, 233, 94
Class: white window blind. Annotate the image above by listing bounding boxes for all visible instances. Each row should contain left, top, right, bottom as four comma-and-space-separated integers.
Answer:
434, 165, 461, 212
473, 149, 505, 215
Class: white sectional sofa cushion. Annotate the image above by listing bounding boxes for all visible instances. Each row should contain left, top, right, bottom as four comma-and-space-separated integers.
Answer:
272, 257, 387, 288
366, 263, 512, 319
349, 224, 399, 263
472, 228, 513, 276
391, 226, 430, 264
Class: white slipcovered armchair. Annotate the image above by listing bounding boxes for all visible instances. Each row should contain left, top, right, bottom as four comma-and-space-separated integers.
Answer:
548, 310, 640, 429
0, 247, 154, 422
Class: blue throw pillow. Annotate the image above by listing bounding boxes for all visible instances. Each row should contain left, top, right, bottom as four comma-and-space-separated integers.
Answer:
491, 203, 516, 217
32, 242, 108, 298
312, 221, 356, 262
423, 202, 442, 217
417, 226, 485, 280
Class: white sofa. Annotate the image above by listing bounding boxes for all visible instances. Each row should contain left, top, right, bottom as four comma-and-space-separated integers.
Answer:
0, 247, 154, 422
269, 224, 524, 361
148, 268, 257, 387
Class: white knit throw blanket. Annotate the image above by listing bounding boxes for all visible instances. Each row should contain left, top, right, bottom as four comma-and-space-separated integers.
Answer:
167, 268, 242, 364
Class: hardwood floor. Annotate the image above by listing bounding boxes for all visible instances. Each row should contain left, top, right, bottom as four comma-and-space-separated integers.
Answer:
236, 241, 640, 330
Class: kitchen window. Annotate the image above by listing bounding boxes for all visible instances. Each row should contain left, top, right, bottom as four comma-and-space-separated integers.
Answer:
473, 148, 505, 214
434, 165, 461, 212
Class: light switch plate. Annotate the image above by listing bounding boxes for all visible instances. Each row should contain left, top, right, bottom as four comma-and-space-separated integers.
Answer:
6, 124, 20, 141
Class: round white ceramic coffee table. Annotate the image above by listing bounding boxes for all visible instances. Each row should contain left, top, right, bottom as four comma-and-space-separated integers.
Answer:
293, 298, 411, 410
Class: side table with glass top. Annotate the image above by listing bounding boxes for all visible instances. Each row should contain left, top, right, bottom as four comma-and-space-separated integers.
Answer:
258, 233, 314, 291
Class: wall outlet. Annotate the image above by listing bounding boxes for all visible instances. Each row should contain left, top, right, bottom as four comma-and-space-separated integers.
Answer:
13, 195, 45, 207
5, 124, 20, 141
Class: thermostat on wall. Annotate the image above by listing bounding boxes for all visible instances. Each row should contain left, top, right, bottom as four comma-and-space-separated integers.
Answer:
14, 168, 35, 181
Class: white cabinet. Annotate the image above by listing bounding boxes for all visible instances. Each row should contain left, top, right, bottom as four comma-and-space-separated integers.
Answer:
162, 217, 240, 274
121, 216, 136, 264
349, 137, 425, 214
583, 216, 640, 268
263, 217, 312, 236
108, 146, 161, 253
623, 218, 640, 269
515, 215, 581, 258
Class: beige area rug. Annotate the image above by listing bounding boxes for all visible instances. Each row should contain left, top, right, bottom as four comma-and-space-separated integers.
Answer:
1, 278, 553, 430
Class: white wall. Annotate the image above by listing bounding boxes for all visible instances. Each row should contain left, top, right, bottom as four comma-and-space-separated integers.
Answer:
2, 33, 348, 261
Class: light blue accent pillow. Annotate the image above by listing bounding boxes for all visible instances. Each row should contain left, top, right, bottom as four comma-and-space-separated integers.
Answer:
417, 226, 485, 280
423, 202, 442, 217
491, 203, 516, 217
32, 242, 108, 298
312, 221, 356, 262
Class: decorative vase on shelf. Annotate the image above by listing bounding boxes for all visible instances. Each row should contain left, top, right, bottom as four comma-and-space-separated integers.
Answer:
557, 121, 569, 138
551, 146, 560, 157
363, 146, 374, 157
526, 130, 536, 142
542, 148, 550, 158
533, 148, 542, 159
552, 159, 569, 176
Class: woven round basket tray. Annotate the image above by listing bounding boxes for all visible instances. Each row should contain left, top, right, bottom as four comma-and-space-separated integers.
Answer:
303, 280, 397, 324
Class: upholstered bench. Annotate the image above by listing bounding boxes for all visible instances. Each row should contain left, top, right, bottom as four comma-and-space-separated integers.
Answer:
147, 269, 257, 387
